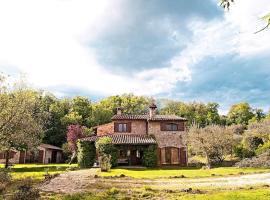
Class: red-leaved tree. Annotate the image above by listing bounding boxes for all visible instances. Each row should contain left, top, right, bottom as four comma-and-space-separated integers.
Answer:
67, 125, 86, 164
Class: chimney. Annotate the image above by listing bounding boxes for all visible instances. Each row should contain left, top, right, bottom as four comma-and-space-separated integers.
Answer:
149, 103, 157, 118
116, 107, 123, 115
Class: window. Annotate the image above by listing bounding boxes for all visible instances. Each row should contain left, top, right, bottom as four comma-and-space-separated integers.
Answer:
165, 123, 178, 131
114, 122, 131, 132
118, 123, 127, 132
161, 122, 185, 131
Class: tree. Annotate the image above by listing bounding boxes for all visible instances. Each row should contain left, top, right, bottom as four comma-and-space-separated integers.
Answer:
90, 94, 151, 126
220, 0, 270, 33
42, 98, 71, 147
188, 125, 234, 168
0, 76, 48, 168
66, 124, 91, 164
160, 100, 221, 127
227, 102, 254, 125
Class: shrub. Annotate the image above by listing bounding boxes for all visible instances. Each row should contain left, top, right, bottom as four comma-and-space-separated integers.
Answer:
10, 178, 40, 200
77, 140, 96, 168
234, 145, 255, 159
235, 150, 270, 167
256, 141, 270, 155
99, 154, 111, 172
142, 145, 157, 167
95, 137, 118, 167
0, 168, 11, 184
107, 187, 119, 195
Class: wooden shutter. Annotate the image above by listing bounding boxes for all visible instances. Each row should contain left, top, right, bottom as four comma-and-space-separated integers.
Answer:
114, 122, 119, 132
127, 122, 132, 132
178, 122, 185, 131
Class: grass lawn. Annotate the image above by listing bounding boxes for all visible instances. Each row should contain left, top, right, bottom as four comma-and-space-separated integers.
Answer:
100, 167, 270, 179
0, 163, 77, 180
48, 187, 270, 200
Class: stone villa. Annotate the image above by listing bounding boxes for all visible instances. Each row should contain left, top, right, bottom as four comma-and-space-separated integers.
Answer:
82, 103, 188, 166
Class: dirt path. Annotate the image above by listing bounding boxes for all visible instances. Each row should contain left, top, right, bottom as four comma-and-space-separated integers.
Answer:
40, 169, 98, 194
40, 170, 270, 194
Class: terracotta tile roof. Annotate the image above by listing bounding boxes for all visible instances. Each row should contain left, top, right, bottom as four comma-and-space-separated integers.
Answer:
148, 115, 187, 121
39, 143, 62, 151
111, 114, 186, 121
111, 114, 148, 120
81, 134, 157, 145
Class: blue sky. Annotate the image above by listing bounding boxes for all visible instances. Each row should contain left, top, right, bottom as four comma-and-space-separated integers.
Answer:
0, 0, 270, 114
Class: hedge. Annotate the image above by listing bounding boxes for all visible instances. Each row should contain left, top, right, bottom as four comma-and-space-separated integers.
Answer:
77, 141, 96, 168
142, 145, 157, 167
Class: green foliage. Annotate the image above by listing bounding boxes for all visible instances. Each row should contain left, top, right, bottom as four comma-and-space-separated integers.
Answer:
77, 141, 96, 168
227, 102, 255, 125
233, 145, 255, 159
95, 137, 118, 167
160, 100, 221, 127
256, 141, 270, 155
107, 187, 119, 195
0, 78, 48, 167
142, 145, 157, 167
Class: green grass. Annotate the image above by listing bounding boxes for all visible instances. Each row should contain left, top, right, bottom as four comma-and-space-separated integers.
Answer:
46, 188, 270, 200
100, 167, 270, 179
181, 188, 270, 200
0, 164, 77, 180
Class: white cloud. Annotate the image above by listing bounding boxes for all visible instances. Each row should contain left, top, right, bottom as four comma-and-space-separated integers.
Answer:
0, 0, 269, 98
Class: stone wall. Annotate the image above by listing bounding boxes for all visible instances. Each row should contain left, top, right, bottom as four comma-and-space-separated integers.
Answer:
148, 121, 186, 148
113, 120, 147, 135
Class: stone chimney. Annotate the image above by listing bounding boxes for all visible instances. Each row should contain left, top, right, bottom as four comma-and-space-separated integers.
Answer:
116, 107, 123, 115
149, 103, 157, 118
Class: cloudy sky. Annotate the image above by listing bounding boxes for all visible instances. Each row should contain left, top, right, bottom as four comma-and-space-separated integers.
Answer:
0, 0, 270, 113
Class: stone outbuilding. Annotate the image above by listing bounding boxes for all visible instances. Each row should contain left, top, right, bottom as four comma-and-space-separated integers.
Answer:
0, 143, 63, 164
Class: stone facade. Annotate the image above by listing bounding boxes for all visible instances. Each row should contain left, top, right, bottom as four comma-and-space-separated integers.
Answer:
113, 120, 147, 135
148, 121, 186, 148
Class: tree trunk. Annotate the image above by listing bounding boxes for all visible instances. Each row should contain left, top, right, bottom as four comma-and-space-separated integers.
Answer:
5, 150, 10, 168
205, 153, 211, 169
69, 151, 76, 165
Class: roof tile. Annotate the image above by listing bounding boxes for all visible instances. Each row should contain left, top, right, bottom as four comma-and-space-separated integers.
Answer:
81, 134, 156, 145
111, 114, 186, 121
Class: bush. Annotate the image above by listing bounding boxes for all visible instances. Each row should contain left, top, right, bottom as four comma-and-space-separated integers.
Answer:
107, 187, 119, 195
0, 168, 11, 184
234, 145, 255, 159
99, 154, 112, 172
95, 137, 118, 167
77, 141, 96, 168
256, 141, 270, 155
235, 150, 270, 167
142, 145, 157, 167
10, 178, 40, 200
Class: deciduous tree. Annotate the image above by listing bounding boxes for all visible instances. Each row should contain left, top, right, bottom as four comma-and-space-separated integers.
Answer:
188, 125, 234, 168
0, 76, 48, 168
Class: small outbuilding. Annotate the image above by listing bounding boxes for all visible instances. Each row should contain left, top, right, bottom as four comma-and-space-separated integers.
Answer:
0, 143, 63, 164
